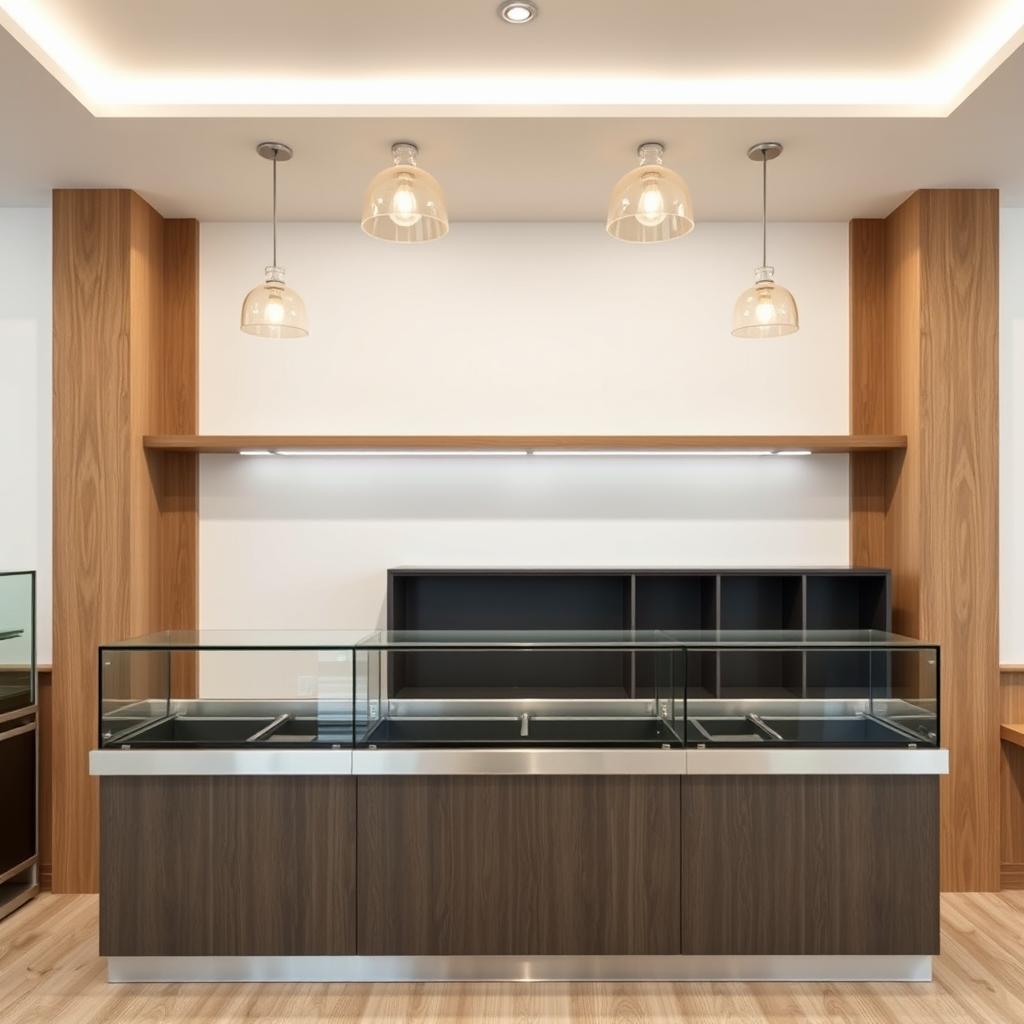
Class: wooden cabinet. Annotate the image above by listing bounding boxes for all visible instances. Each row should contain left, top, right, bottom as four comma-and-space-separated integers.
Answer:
100, 772, 939, 960
679, 775, 940, 955
100, 776, 357, 956
357, 775, 681, 955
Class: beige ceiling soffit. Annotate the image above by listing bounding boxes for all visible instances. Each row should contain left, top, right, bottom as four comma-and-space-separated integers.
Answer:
2, 1, 1024, 118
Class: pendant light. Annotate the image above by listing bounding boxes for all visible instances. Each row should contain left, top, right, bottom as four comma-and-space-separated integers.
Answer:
361, 143, 449, 243
240, 142, 309, 338
606, 142, 694, 243
731, 142, 799, 338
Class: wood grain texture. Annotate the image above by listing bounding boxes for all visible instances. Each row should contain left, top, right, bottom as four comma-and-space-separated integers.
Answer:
882, 192, 924, 640
8, 892, 1024, 1024
142, 433, 908, 453
52, 189, 132, 896
849, 220, 891, 568
1001, 668, 1024, 878
100, 776, 356, 956
1000, 668, 1024, 722
357, 775, 680, 956
1001, 724, 1024, 748
849, 219, 888, 434
850, 450, 890, 567
51, 193, 199, 893
159, 220, 198, 434
157, 219, 198, 698
850, 191, 1001, 892
918, 190, 1000, 893
128, 193, 165, 648
1001, 863, 1024, 889
680, 775, 940, 955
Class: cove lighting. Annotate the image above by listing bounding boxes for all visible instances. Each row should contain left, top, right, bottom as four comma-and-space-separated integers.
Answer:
272, 449, 525, 456
2, 1, 1024, 116
535, 449, 776, 457
237, 448, 818, 457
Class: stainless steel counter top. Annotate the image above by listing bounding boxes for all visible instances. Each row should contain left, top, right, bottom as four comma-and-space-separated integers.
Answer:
90, 745, 948, 776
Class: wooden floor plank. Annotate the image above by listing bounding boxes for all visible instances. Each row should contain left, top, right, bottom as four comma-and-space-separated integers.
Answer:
2, 894, 1024, 1023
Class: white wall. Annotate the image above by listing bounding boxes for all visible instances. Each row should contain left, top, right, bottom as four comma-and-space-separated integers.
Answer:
198, 221, 852, 643
1001, 209, 1024, 664
200, 222, 848, 434
0, 207, 51, 664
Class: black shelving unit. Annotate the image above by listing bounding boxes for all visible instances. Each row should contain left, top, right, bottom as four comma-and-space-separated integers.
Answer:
387, 568, 891, 699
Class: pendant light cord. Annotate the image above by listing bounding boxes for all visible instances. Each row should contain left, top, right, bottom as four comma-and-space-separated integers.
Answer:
761, 153, 767, 268
272, 154, 278, 268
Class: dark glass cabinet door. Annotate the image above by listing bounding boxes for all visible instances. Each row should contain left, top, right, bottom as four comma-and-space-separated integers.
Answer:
0, 723, 35, 875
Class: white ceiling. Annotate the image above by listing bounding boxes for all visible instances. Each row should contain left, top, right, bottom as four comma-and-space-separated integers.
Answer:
2, 0, 1023, 116
1, 1, 1024, 221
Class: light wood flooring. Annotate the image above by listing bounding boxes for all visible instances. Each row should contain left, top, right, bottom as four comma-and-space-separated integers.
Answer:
2, 892, 1024, 1023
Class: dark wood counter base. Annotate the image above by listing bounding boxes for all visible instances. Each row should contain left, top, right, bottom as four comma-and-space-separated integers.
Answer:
99, 774, 939, 963
358, 775, 680, 955
681, 775, 939, 955
100, 776, 357, 956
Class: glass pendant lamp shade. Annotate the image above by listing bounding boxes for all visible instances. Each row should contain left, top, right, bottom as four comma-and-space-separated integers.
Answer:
731, 141, 798, 339
362, 143, 449, 243
731, 267, 799, 338
606, 142, 694, 243
240, 141, 309, 338
241, 266, 309, 339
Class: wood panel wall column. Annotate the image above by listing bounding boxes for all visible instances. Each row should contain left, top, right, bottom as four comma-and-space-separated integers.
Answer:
52, 190, 198, 893
850, 189, 1000, 892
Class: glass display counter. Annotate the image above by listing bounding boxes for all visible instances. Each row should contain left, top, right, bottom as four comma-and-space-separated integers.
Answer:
671, 629, 938, 748
92, 624, 946, 983
99, 630, 369, 748
99, 628, 938, 750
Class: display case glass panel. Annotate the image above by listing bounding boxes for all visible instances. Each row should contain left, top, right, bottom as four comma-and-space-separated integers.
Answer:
354, 630, 686, 748
668, 630, 939, 748
97, 628, 939, 751
99, 631, 370, 748
0, 571, 35, 715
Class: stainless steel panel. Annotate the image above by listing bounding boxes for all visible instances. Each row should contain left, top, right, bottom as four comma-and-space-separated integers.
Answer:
90, 745, 950, 776
89, 748, 353, 776
106, 953, 933, 983
387, 698, 657, 718
686, 747, 949, 775
684, 698, 873, 717
352, 747, 687, 775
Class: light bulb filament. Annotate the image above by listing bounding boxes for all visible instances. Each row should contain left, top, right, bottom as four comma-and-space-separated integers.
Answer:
635, 172, 667, 228
755, 287, 777, 323
389, 173, 422, 227
264, 288, 286, 323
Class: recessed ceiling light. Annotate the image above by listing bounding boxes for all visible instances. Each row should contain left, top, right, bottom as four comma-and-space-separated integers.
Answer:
499, 1, 537, 25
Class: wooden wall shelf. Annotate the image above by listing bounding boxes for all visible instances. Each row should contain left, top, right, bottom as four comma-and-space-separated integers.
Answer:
1002, 724, 1024, 750
144, 434, 908, 455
